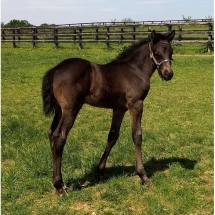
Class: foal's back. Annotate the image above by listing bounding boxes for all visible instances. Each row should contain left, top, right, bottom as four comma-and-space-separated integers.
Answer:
53, 57, 150, 110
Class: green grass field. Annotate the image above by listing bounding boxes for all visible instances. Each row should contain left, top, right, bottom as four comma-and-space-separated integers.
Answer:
1, 42, 213, 215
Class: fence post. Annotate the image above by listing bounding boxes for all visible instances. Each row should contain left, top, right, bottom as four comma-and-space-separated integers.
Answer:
133, 26, 136, 42
167, 24, 172, 32
120, 28, 124, 44
178, 26, 182, 41
32, 28, 38, 48
2, 30, 5, 42
73, 29, 76, 44
207, 23, 213, 52
106, 27, 110, 48
79, 28, 83, 49
17, 29, 21, 43
54, 28, 59, 48
12, 29, 17, 48
96, 28, 99, 42
148, 26, 151, 40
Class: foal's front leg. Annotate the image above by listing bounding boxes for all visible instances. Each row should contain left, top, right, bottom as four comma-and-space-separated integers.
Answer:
129, 101, 150, 185
97, 109, 126, 182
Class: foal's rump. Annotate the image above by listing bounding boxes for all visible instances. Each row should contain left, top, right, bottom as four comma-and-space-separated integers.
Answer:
42, 58, 92, 115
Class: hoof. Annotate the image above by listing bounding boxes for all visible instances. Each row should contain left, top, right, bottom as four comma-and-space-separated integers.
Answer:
98, 179, 105, 184
97, 175, 105, 184
139, 174, 151, 186
57, 185, 69, 196
142, 177, 152, 186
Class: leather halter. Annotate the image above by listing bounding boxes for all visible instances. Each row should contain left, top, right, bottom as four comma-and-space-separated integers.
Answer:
149, 42, 172, 70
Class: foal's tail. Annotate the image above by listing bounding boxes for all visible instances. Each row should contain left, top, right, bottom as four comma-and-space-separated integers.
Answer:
42, 68, 56, 116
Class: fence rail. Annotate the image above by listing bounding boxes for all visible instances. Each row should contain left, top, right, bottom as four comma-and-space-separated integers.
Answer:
1, 19, 214, 51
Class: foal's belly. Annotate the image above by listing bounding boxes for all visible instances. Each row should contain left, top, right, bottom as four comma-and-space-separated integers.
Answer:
84, 94, 126, 109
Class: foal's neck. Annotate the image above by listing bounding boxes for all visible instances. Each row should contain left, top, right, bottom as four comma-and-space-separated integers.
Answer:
132, 43, 157, 76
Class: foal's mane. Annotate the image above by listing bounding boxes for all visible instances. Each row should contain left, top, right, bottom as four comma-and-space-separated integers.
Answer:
111, 39, 149, 63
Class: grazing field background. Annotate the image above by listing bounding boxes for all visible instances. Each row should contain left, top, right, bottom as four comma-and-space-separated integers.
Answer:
1, 41, 213, 215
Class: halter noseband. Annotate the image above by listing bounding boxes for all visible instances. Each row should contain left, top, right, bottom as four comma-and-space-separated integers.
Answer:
149, 42, 171, 70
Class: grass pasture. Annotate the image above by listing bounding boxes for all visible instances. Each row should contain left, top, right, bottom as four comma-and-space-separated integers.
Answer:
1, 42, 214, 215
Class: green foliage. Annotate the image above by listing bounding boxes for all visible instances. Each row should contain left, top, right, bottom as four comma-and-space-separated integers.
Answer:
110, 18, 117, 24
182, 15, 192, 22
121, 18, 135, 22
205, 16, 214, 21
3, 19, 33, 28
183, 15, 213, 22
110, 18, 135, 23
1, 44, 213, 214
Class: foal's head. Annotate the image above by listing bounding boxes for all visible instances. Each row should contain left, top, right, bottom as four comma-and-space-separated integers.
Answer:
150, 30, 175, 81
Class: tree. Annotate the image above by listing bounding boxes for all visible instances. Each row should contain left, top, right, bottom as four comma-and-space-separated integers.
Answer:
110, 18, 117, 24
205, 16, 213, 21
40, 23, 48, 26
121, 18, 135, 23
3, 19, 33, 28
182, 15, 192, 22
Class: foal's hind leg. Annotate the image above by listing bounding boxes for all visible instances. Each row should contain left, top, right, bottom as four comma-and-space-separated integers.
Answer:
98, 109, 126, 182
50, 105, 82, 195
48, 106, 62, 190
48, 104, 62, 149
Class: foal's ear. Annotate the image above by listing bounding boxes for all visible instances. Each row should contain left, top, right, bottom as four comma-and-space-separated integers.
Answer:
166, 30, 175, 42
150, 30, 175, 43
150, 30, 158, 43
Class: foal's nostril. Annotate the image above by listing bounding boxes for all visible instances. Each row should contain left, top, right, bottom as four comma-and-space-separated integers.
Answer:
164, 70, 173, 80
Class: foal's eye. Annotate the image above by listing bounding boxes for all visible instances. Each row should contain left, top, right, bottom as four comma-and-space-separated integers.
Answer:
154, 52, 160, 57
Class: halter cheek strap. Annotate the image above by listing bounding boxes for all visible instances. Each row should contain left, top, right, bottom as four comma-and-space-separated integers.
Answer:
149, 42, 171, 69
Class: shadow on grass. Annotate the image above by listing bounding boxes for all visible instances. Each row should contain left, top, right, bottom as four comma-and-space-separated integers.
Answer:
144, 157, 197, 178
66, 157, 197, 191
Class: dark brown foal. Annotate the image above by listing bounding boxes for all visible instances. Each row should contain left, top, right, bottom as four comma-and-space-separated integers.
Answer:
42, 30, 175, 195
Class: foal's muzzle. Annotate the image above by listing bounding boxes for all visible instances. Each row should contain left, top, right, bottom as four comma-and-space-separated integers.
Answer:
158, 62, 173, 81
159, 69, 173, 81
